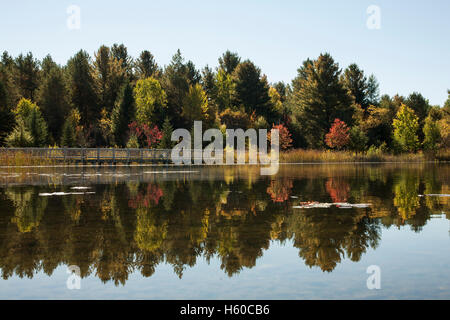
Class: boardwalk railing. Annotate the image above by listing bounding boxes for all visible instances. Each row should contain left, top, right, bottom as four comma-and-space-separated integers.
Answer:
0, 148, 174, 164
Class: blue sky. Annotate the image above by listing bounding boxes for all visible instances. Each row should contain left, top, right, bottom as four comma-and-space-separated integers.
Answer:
1, 0, 449, 105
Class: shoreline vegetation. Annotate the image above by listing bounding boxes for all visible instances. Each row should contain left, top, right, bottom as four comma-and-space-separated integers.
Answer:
1, 45, 449, 165
0, 148, 448, 167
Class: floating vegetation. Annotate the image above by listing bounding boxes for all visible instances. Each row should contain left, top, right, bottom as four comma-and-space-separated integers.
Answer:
70, 186, 91, 190
293, 202, 371, 209
418, 194, 450, 197
144, 170, 199, 174
39, 191, 95, 197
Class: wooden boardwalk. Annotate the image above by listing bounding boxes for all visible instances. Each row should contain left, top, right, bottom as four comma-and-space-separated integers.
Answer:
1, 148, 174, 164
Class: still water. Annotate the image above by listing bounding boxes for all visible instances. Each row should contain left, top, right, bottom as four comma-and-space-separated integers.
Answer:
0, 164, 449, 299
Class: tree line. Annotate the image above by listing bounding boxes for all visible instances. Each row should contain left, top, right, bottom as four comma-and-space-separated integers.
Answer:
0, 45, 449, 153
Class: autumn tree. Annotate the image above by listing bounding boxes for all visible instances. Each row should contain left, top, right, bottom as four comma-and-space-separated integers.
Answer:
422, 114, 441, 152
325, 118, 350, 150
10, 98, 48, 146
134, 77, 167, 125
182, 83, 209, 125
393, 104, 419, 153
269, 123, 293, 150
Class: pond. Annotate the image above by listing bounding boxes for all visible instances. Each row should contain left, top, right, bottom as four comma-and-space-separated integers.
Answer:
0, 164, 449, 299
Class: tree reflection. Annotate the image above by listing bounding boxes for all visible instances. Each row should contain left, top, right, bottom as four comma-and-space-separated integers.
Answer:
0, 164, 448, 284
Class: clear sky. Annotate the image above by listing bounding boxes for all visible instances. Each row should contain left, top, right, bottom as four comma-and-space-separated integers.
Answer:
1, 0, 449, 106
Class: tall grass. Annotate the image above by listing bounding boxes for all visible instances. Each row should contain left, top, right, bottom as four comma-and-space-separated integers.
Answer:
279, 149, 429, 163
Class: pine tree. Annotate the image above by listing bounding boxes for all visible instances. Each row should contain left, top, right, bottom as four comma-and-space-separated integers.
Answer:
136, 50, 159, 79
67, 50, 99, 128
341, 64, 369, 110
111, 82, 135, 147
158, 117, 174, 149
291, 53, 353, 148
218, 50, 240, 75
37, 56, 70, 143
232, 60, 274, 123
14, 52, 40, 101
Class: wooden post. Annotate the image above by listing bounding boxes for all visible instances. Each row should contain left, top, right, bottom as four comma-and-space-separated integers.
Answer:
112, 148, 115, 165
140, 149, 143, 164
97, 148, 100, 164
63, 148, 66, 162
127, 148, 130, 165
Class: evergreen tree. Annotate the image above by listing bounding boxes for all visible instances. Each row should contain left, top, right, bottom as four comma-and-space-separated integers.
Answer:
158, 117, 174, 149
341, 64, 369, 110
161, 50, 191, 128
13, 98, 48, 146
218, 50, 240, 75
94, 45, 126, 113
232, 60, 274, 122
61, 109, 81, 147
37, 56, 70, 143
366, 74, 380, 106
291, 53, 353, 148
5, 118, 33, 147
111, 43, 133, 80
67, 50, 99, 128
111, 82, 135, 147
14, 52, 40, 101
135, 50, 159, 79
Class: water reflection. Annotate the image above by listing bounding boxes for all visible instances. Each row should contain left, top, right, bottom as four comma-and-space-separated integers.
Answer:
0, 164, 448, 285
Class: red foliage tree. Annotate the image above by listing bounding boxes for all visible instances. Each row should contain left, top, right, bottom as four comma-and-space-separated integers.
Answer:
266, 178, 293, 202
269, 123, 293, 150
325, 119, 350, 150
129, 121, 162, 148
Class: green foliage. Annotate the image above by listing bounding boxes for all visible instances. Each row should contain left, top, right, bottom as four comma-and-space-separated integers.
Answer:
219, 108, 250, 129
136, 50, 159, 79
158, 117, 174, 149
218, 50, 240, 75
423, 114, 441, 152
215, 68, 235, 112
13, 98, 48, 146
5, 118, 33, 147
134, 77, 167, 125
182, 83, 208, 125
232, 60, 274, 122
67, 50, 99, 128
14, 52, 40, 100
349, 126, 368, 152
37, 57, 70, 143
112, 82, 135, 147
393, 104, 419, 153
61, 109, 81, 147
94, 45, 126, 113
291, 53, 353, 148
126, 134, 140, 148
